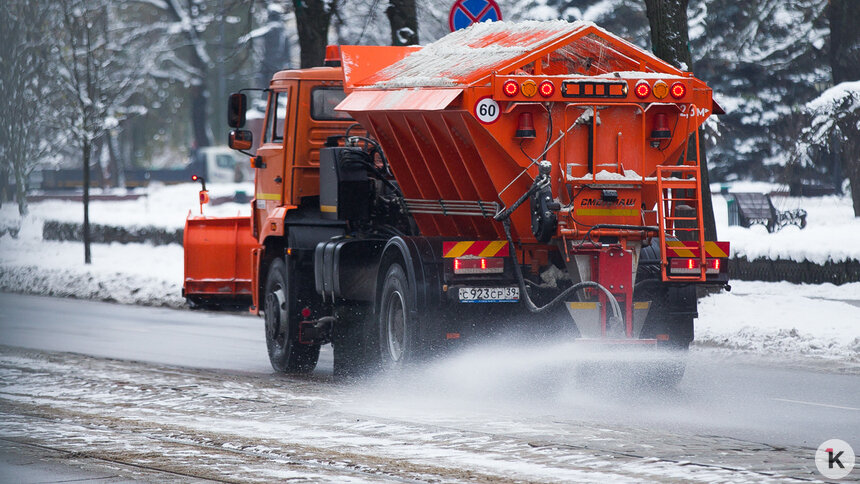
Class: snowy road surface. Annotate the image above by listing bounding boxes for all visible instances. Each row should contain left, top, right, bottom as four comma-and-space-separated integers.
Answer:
1, 293, 858, 482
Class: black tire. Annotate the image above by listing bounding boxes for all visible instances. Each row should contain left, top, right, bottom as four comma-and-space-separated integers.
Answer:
264, 257, 320, 373
636, 244, 696, 387
639, 288, 695, 388
376, 263, 419, 369
332, 304, 372, 378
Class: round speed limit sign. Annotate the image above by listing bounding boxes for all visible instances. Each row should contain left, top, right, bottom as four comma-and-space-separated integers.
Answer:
474, 97, 500, 124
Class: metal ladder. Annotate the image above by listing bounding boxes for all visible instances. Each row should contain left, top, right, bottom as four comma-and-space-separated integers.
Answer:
655, 165, 707, 281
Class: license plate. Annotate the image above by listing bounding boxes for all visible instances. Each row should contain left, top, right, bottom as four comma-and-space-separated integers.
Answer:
458, 287, 519, 303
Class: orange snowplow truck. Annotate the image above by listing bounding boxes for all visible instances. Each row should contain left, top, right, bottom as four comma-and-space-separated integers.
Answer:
184, 20, 730, 383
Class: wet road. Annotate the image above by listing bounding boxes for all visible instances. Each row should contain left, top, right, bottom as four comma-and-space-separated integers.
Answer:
0, 293, 857, 482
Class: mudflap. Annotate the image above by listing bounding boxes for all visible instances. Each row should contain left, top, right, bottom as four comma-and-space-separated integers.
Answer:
183, 215, 260, 308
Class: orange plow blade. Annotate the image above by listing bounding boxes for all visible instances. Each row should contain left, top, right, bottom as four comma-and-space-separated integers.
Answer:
183, 215, 259, 307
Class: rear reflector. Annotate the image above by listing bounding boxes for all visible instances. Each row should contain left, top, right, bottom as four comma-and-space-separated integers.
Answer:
669, 258, 722, 275
454, 257, 504, 274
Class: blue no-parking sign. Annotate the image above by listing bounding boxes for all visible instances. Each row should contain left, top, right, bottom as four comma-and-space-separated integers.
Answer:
448, 0, 502, 32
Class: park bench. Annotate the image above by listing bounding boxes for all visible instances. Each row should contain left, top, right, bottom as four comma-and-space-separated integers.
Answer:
726, 192, 807, 233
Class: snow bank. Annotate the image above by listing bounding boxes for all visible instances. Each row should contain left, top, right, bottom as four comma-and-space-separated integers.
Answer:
0, 264, 185, 308
0, 232, 185, 308
696, 281, 860, 362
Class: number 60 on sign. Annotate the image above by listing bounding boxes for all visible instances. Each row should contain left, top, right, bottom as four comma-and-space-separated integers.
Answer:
474, 97, 500, 124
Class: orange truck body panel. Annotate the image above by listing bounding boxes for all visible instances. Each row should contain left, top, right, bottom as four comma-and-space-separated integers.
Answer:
338, 22, 715, 246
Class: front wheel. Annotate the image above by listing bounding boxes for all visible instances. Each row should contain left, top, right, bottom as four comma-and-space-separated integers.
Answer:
264, 257, 320, 373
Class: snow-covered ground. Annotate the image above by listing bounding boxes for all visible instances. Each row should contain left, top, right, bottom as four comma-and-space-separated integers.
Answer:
0, 181, 858, 363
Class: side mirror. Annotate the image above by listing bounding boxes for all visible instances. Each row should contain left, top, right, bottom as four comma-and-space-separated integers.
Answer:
227, 92, 247, 128
229, 129, 252, 151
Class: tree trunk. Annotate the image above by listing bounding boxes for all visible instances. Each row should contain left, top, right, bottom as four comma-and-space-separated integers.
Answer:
829, 0, 860, 216
106, 129, 123, 188
82, 139, 92, 264
644, 0, 692, 70
191, 82, 212, 148
645, 0, 717, 239
257, 6, 291, 87
848, 141, 860, 217
12, 160, 27, 216
293, 0, 335, 68
386, 0, 419, 46
829, 0, 860, 84
92, 136, 107, 188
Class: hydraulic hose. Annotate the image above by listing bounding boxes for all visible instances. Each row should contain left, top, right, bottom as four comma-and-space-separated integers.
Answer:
500, 218, 623, 319
493, 161, 623, 319
493, 177, 547, 223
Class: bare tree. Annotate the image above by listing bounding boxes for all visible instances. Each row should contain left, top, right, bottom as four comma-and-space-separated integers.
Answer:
0, 0, 54, 215
256, 2, 293, 87
644, 0, 717, 240
119, 0, 256, 150
54, 0, 154, 263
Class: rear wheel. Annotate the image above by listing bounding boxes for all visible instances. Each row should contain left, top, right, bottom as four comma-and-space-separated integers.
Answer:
264, 257, 320, 373
638, 286, 696, 388
376, 263, 419, 369
636, 243, 697, 387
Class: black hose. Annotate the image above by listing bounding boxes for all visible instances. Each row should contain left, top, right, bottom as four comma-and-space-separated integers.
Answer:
348, 135, 392, 176
345, 123, 362, 138
493, 162, 624, 317
500, 218, 622, 318
493, 177, 546, 222
339, 147, 401, 195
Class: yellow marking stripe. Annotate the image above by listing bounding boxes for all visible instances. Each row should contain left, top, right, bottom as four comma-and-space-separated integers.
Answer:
666, 241, 728, 258
666, 240, 695, 257
568, 302, 598, 310
478, 240, 507, 257
320, 205, 337, 213
576, 209, 639, 216
705, 242, 728, 258
444, 241, 474, 258
256, 192, 282, 201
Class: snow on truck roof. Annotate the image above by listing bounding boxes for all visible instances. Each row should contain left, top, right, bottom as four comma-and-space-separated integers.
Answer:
343, 20, 686, 90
